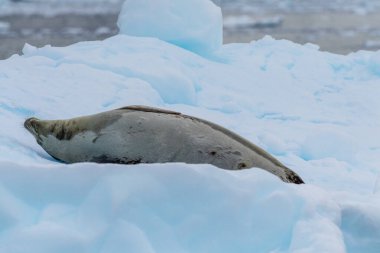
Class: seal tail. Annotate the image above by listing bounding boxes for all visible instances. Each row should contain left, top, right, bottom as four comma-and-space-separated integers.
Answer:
284, 168, 305, 184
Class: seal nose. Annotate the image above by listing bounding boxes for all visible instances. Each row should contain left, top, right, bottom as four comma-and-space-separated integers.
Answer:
24, 117, 39, 134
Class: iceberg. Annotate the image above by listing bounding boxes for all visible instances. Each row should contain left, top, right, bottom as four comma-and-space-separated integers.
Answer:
0, 0, 380, 252
117, 0, 223, 55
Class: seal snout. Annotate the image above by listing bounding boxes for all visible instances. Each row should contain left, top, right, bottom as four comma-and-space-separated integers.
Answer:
24, 117, 40, 136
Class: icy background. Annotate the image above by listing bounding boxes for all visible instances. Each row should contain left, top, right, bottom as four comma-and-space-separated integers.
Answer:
117, 0, 222, 55
3, 0, 380, 15
2, 0, 380, 59
0, 0, 124, 15
1, 0, 380, 252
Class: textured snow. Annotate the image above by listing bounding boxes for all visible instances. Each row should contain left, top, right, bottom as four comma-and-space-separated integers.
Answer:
1, 1, 380, 252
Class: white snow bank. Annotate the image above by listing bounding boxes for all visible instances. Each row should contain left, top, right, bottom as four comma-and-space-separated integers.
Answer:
0, 162, 345, 253
0, 34, 379, 252
0, 1, 380, 252
117, 0, 223, 55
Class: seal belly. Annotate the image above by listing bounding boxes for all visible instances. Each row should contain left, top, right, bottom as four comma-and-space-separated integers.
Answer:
90, 111, 256, 170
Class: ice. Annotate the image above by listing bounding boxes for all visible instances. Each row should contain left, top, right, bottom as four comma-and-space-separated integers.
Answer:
369, 51, 380, 75
0, 21, 10, 34
224, 15, 283, 29
0, 163, 342, 253
95, 26, 112, 36
0, 0, 124, 16
365, 40, 380, 50
1, 0, 380, 252
341, 202, 380, 253
117, 0, 223, 55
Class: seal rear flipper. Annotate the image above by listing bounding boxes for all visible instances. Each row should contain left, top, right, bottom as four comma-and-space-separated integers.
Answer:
284, 169, 304, 184
117, 105, 181, 115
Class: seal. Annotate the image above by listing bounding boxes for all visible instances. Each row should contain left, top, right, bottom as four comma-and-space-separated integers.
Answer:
24, 105, 304, 184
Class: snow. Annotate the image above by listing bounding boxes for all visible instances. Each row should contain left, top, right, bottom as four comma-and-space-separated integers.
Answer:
0, 1, 380, 252
117, 0, 223, 55
0, 162, 351, 253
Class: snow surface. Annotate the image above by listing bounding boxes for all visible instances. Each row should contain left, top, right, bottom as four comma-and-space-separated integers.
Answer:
117, 0, 223, 55
1, 0, 380, 252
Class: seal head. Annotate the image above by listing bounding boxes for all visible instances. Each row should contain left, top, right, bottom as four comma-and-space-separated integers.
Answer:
24, 117, 44, 145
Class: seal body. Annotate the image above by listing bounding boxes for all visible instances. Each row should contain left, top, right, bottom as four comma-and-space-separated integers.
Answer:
24, 106, 304, 184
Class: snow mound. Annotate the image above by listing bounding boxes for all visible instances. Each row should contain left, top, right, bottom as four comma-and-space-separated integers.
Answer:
0, 1, 380, 252
0, 163, 344, 253
117, 0, 223, 55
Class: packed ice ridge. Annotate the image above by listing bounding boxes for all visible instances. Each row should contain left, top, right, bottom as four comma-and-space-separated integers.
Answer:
1, 0, 380, 252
